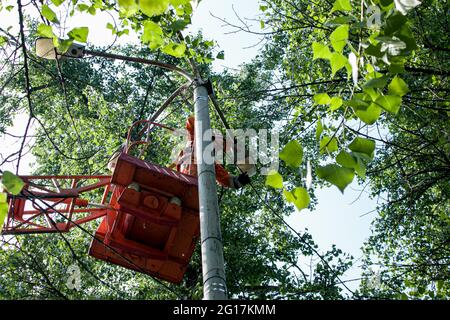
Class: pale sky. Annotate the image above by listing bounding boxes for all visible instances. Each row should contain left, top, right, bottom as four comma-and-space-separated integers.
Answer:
0, 0, 376, 295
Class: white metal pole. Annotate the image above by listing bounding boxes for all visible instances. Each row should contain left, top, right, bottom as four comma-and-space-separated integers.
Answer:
194, 82, 228, 300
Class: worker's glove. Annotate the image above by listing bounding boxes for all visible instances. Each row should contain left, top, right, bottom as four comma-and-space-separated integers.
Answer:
232, 172, 251, 189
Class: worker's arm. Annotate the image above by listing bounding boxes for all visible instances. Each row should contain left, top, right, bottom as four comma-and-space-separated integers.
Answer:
215, 163, 250, 189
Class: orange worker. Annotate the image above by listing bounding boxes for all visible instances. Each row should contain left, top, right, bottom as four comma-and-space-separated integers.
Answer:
174, 116, 250, 189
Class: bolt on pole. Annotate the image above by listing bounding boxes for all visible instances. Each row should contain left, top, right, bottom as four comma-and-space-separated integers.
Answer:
194, 82, 228, 300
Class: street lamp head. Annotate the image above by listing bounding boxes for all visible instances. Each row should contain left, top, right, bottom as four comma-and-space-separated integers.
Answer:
35, 38, 85, 60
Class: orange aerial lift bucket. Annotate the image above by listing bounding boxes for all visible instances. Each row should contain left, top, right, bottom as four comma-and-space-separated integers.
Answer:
2, 120, 201, 284
89, 153, 200, 283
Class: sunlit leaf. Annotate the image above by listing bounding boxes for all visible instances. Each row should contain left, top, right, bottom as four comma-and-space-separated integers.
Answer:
0, 202, 7, 232
142, 21, 164, 49
68, 27, 89, 43
1, 171, 24, 195
314, 93, 331, 105
312, 42, 332, 60
37, 24, 56, 38
354, 102, 382, 125
316, 164, 354, 193
331, 0, 352, 12
140, 0, 170, 17
51, 0, 65, 6
316, 118, 324, 141
279, 140, 303, 168
162, 42, 186, 57
0, 36, 7, 47
375, 94, 402, 114
330, 52, 348, 76
170, 0, 190, 6
283, 187, 310, 211
320, 136, 338, 154
265, 170, 283, 189
388, 75, 409, 96
42, 5, 59, 24
330, 24, 349, 52
348, 137, 376, 159
330, 96, 343, 111
118, 0, 139, 17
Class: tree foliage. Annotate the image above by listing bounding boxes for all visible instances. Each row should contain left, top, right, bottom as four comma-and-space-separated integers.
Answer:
0, 0, 448, 300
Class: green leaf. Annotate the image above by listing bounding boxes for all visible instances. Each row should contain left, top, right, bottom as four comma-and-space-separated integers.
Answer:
0, 192, 6, 203
0, 36, 7, 47
365, 43, 383, 58
336, 151, 367, 179
162, 42, 186, 58
326, 15, 356, 26
330, 52, 348, 76
279, 140, 303, 168
384, 11, 407, 36
51, 0, 65, 6
336, 151, 357, 168
312, 42, 332, 60
68, 27, 89, 43
375, 94, 402, 114
330, 96, 343, 111
169, 0, 190, 6
348, 137, 376, 159
388, 75, 409, 96
330, 24, 349, 52
265, 170, 283, 189
216, 51, 225, 60
118, 0, 138, 17
77, 4, 90, 11
354, 103, 382, 125
142, 21, 164, 49
0, 202, 7, 232
55, 38, 74, 54
283, 187, 310, 211
140, 0, 170, 17
331, 0, 352, 12
42, 5, 59, 23
316, 164, 355, 193
1, 171, 24, 195
320, 136, 338, 154
169, 19, 190, 32
316, 118, 324, 141
363, 76, 389, 89
37, 23, 56, 38
395, 24, 416, 51
314, 93, 331, 105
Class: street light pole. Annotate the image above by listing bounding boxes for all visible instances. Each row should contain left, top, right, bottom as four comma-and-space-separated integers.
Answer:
193, 82, 228, 300
35, 38, 228, 300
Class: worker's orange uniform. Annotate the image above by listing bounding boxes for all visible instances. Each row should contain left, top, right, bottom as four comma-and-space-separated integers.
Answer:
175, 116, 234, 188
